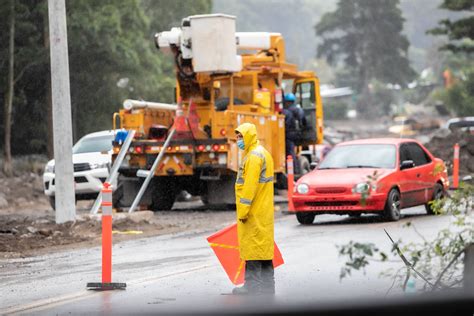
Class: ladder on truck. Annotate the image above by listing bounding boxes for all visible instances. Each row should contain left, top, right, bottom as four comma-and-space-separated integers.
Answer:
90, 130, 136, 214
126, 99, 191, 213
127, 127, 176, 213
91, 100, 186, 214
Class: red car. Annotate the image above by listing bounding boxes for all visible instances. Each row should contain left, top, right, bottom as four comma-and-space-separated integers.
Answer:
291, 138, 449, 224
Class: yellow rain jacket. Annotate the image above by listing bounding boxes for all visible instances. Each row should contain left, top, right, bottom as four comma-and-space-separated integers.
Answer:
235, 123, 275, 261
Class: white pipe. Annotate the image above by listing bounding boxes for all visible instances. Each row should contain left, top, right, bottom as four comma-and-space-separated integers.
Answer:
236, 32, 280, 50
123, 99, 178, 111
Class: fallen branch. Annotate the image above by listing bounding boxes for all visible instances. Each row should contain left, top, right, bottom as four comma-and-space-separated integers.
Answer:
384, 229, 434, 287
431, 242, 466, 291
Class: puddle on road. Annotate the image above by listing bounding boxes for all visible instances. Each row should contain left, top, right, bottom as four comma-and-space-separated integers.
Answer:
147, 297, 177, 304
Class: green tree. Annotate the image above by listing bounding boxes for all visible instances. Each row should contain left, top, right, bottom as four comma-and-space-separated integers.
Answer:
0, 0, 212, 163
428, 0, 474, 116
428, 0, 474, 53
315, 0, 416, 115
0, 1, 48, 172
440, 69, 474, 116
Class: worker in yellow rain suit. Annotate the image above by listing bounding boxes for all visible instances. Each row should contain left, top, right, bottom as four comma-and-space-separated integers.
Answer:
233, 123, 275, 295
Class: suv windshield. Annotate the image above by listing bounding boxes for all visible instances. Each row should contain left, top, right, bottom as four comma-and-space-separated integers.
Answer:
72, 135, 113, 154
318, 144, 396, 169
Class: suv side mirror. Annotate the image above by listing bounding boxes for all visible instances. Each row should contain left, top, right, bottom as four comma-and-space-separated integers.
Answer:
400, 160, 415, 170
462, 175, 473, 183
310, 162, 318, 170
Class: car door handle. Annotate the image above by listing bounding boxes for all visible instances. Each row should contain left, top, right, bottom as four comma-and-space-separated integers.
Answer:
416, 173, 421, 178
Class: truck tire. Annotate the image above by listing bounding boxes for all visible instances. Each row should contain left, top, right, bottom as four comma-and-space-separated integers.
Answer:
151, 178, 176, 211
200, 194, 209, 205
276, 173, 288, 190
49, 196, 56, 210
296, 212, 315, 225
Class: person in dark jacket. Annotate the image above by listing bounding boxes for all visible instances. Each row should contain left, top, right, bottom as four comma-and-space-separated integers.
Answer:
282, 93, 306, 174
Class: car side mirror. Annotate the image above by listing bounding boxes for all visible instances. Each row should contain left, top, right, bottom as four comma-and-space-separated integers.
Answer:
310, 162, 318, 170
400, 160, 415, 170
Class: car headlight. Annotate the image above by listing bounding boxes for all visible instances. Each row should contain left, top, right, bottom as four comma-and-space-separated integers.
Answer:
353, 182, 370, 194
296, 183, 310, 194
89, 162, 109, 170
45, 164, 54, 173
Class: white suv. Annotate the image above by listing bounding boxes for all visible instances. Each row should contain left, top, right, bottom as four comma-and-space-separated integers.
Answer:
43, 130, 116, 209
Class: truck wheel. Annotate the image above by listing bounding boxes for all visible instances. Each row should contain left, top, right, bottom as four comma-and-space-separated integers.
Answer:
425, 183, 444, 215
112, 182, 124, 207
296, 212, 315, 225
383, 189, 401, 221
200, 194, 209, 205
151, 179, 176, 211
276, 173, 288, 190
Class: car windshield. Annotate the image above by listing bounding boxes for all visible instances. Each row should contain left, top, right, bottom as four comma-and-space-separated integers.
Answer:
72, 135, 113, 154
318, 144, 396, 169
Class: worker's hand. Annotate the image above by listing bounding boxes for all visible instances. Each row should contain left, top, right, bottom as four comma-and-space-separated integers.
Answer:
239, 218, 247, 224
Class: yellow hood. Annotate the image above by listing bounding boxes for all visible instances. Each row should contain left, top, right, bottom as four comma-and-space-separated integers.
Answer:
235, 123, 258, 152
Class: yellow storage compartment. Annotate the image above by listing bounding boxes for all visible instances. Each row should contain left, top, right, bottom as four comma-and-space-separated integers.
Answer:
253, 89, 271, 113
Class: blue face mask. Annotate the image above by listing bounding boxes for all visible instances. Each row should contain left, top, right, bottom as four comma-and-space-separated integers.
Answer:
237, 139, 245, 150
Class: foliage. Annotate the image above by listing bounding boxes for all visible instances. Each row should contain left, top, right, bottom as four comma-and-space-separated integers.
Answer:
359, 170, 380, 206
324, 101, 349, 120
370, 82, 396, 116
338, 183, 474, 292
338, 241, 388, 279
439, 68, 474, 116
0, 0, 211, 155
315, 0, 416, 91
428, 0, 474, 53
315, 0, 416, 118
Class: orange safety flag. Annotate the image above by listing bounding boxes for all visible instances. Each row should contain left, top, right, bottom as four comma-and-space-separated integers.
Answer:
207, 223, 284, 285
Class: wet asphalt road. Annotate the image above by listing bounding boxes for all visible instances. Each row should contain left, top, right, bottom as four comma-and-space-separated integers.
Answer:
0, 205, 453, 315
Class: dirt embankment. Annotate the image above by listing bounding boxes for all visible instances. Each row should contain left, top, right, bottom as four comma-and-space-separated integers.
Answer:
0, 206, 237, 259
0, 173, 238, 259
424, 130, 474, 176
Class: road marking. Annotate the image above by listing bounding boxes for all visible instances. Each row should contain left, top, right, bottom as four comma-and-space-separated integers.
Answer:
2, 264, 213, 315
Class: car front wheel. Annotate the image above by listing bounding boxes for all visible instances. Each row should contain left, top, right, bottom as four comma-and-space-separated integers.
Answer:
296, 212, 315, 225
383, 189, 401, 221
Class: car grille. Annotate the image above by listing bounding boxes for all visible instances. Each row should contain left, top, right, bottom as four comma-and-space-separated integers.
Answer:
74, 163, 91, 172
305, 201, 358, 207
314, 187, 347, 194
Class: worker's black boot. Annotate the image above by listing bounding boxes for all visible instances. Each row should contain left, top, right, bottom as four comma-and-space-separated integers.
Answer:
232, 260, 262, 295
261, 260, 275, 295
232, 285, 250, 295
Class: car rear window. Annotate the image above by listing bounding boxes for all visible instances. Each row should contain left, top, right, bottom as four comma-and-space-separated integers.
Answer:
318, 144, 396, 169
72, 135, 113, 154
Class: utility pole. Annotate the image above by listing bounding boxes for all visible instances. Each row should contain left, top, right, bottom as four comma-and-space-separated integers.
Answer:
48, 0, 75, 223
